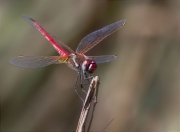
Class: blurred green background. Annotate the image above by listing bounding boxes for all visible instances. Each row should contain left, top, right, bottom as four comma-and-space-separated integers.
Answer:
1, 0, 180, 132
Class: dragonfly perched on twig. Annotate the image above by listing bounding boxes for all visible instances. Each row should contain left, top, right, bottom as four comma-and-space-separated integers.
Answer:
10, 15, 126, 103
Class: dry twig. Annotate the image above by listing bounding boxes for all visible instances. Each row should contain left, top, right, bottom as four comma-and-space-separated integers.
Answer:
76, 76, 100, 132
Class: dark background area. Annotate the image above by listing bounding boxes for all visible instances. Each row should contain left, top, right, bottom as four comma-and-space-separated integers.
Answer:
1, 0, 180, 132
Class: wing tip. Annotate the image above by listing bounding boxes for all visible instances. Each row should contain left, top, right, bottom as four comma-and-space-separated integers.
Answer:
113, 55, 117, 61
22, 14, 28, 20
9, 57, 18, 66
9, 58, 13, 65
22, 14, 26, 18
22, 14, 35, 23
9, 56, 24, 66
123, 19, 127, 22
120, 19, 127, 26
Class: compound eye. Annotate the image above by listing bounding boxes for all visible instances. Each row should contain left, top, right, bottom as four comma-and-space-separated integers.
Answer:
82, 59, 91, 72
81, 59, 97, 73
88, 61, 97, 73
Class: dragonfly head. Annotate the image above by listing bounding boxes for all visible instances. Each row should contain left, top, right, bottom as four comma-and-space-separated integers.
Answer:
69, 54, 97, 73
82, 59, 97, 73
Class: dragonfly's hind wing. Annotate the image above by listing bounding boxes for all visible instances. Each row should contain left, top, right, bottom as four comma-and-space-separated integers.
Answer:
10, 56, 67, 68
86, 55, 117, 64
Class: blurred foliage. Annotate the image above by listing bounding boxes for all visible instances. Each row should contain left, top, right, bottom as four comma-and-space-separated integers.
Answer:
1, 0, 180, 132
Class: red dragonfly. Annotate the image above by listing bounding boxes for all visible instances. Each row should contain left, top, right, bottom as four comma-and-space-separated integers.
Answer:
10, 15, 126, 102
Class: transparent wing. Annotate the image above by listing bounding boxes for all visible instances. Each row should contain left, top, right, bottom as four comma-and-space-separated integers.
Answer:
22, 15, 75, 56
52, 36, 75, 54
76, 19, 126, 54
10, 56, 67, 68
86, 55, 117, 64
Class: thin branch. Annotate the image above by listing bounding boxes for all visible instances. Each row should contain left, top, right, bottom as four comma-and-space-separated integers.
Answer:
76, 76, 100, 132
100, 118, 114, 132
87, 76, 100, 132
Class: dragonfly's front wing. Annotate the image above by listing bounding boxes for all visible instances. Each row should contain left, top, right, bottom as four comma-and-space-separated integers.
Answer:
10, 56, 68, 68
76, 19, 126, 54
22, 15, 73, 56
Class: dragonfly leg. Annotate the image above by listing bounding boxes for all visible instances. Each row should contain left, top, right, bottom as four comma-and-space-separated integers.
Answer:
83, 72, 93, 84
80, 71, 87, 94
74, 72, 84, 104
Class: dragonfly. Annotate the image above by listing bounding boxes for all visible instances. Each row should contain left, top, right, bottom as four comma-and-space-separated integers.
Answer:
10, 15, 126, 103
